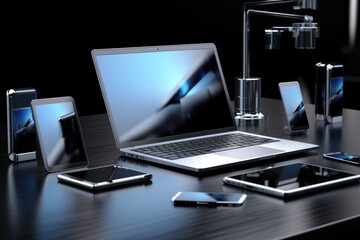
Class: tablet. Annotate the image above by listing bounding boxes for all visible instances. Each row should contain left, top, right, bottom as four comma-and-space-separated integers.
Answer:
57, 165, 152, 191
31, 96, 89, 172
223, 163, 360, 199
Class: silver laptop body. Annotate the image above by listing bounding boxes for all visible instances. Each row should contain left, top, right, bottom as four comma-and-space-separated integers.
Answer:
91, 43, 318, 172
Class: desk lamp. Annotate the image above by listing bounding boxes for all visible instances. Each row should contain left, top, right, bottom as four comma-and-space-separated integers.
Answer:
235, 0, 319, 120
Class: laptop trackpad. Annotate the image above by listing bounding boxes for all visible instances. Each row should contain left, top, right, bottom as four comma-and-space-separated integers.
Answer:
215, 146, 284, 160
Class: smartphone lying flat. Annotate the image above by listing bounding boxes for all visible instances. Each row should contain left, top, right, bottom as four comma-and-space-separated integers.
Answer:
324, 152, 360, 166
171, 191, 247, 207
57, 165, 152, 191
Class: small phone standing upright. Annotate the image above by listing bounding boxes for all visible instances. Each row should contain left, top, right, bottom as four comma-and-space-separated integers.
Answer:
6, 88, 37, 162
278, 81, 309, 135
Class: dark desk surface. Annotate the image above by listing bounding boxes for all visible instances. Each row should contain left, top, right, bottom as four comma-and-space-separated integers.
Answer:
1, 98, 359, 240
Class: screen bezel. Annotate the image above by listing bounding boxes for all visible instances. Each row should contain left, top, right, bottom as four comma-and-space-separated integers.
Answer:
31, 96, 89, 172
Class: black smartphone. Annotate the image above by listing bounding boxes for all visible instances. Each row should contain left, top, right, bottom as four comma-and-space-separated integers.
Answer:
171, 191, 247, 207
323, 152, 360, 166
315, 62, 344, 123
6, 88, 37, 162
57, 165, 153, 191
278, 81, 309, 134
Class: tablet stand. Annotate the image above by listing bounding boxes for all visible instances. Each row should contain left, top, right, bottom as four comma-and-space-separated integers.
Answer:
36, 139, 48, 176
283, 126, 307, 136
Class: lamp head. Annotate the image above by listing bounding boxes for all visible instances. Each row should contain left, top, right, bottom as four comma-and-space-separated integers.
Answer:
293, 0, 318, 10
292, 22, 319, 49
265, 22, 319, 50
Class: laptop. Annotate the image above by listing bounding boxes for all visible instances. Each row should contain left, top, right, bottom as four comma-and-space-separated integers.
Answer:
91, 43, 318, 173
223, 162, 360, 198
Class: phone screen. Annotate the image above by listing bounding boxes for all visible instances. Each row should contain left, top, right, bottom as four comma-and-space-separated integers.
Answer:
328, 75, 344, 118
278, 81, 309, 131
12, 107, 36, 153
171, 191, 247, 206
324, 152, 360, 165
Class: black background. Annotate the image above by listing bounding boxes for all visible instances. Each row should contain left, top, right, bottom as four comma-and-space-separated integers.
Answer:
2, 1, 359, 123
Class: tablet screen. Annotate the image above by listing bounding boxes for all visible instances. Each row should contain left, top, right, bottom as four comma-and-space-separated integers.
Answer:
63, 165, 150, 183
31, 97, 89, 172
224, 163, 360, 198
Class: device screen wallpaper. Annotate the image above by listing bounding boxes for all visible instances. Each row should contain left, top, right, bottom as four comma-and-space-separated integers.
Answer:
329, 76, 343, 117
96, 48, 234, 144
12, 107, 36, 153
34, 102, 86, 168
280, 84, 309, 130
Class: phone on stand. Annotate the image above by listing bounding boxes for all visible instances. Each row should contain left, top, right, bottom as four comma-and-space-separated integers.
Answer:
278, 81, 309, 135
323, 152, 360, 166
171, 191, 247, 207
6, 88, 37, 162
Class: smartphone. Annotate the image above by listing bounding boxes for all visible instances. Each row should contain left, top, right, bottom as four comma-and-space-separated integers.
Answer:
278, 81, 309, 133
315, 63, 344, 123
6, 88, 37, 162
57, 165, 153, 191
323, 152, 360, 166
171, 191, 247, 207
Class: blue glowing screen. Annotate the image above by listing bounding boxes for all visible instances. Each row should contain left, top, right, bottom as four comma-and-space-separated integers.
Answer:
94, 46, 235, 145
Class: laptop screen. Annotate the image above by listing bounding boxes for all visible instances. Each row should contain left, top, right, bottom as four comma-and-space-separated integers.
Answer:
92, 44, 236, 148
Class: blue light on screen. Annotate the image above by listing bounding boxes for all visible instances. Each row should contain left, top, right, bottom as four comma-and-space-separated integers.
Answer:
35, 102, 74, 158
280, 84, 303, 119
96, 48, 217, 141
330, 77, 343, 96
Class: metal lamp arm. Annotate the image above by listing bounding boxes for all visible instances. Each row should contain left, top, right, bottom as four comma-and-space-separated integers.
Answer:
243, 9, 313, 78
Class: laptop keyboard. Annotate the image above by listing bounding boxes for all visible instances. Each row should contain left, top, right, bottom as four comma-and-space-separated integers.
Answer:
133, 133, 279, 160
